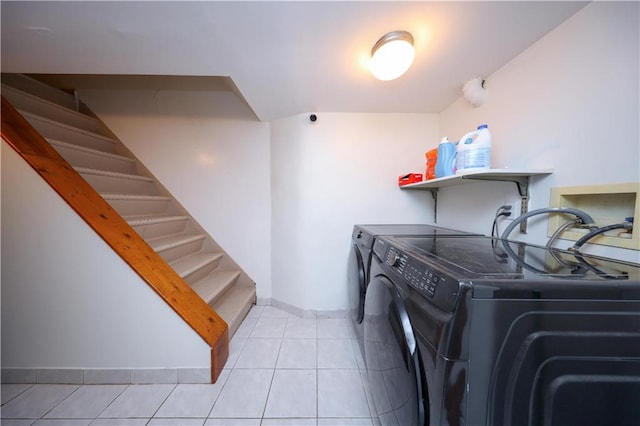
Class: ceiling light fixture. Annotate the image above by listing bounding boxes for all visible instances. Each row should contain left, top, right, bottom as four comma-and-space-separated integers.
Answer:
370, 30, 415, 81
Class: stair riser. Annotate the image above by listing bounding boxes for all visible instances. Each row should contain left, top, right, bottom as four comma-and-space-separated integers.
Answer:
104, 199, 171, 216
3, 87, 105, 135
80, 173, 158, 196
24, 116, 116, 153
131, 220, 188, 239
213, 288, 256, 338
199, 274, 239, 306
226, 297, 254, 338
181, 258, 223, 285
52, 143, 136, 174
156, 238, 206, 263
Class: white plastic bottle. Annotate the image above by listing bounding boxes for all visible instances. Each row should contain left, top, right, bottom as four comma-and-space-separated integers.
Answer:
456, 124, 491, 174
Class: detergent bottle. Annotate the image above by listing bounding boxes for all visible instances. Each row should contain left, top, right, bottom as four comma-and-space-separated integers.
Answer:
435, 137, 456, 178
456, 124, 491, 173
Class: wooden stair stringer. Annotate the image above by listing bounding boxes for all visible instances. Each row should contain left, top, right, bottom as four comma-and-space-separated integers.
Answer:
3, 76, 258, 339
1, 96, 229, 383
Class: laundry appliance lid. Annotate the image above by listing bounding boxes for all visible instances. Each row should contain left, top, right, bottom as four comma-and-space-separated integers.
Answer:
387, 236, 640, 281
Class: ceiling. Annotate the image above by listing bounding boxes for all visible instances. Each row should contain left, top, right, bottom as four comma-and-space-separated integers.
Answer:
1, 1, 588, 122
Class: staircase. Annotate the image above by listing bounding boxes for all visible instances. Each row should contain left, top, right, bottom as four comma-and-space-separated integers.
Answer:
1, 74, 256, 338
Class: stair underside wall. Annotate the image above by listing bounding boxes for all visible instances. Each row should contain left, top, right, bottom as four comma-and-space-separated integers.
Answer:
1, 141, 212, 370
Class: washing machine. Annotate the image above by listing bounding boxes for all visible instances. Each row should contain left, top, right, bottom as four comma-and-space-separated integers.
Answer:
348, 225, 480, 361
364, 234, 640, 426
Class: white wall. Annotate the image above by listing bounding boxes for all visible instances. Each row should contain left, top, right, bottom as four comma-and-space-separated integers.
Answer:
1, 142, 210, 369
437, 1, 640, 263
79, 89, 273, 301
271, 113, 438, 311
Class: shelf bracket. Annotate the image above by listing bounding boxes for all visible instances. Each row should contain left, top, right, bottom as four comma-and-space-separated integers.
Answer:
463, 175, 531, 233
429, 188, 439, 223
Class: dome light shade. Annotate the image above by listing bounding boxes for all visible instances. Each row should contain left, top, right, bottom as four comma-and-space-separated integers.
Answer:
370, 30, 415, 81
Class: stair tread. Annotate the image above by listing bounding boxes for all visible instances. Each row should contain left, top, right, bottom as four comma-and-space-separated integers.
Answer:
19, 110, 117, 144
192, 270, 242, 304
101, 193, 171, 201
2, 84, 100, 122
74, 166, 154, 182
125, 214, 189, 226
170, 252, 223, 278
146, 232, 206, 252
48, 138, 135, 163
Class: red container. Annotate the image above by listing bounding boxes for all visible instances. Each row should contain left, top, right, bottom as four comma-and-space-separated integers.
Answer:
398, 173, 424, 186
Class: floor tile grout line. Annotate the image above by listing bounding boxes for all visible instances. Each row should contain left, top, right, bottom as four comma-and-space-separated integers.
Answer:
92, 383, 131, 423
260, 331, 284, 419
0, 383, 34, 407
204, 369, 230, 420
147, 383, 178, 421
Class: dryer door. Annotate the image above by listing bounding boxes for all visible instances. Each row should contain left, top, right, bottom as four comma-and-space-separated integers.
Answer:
365, 275, 425, 426
348, 244, 366, 324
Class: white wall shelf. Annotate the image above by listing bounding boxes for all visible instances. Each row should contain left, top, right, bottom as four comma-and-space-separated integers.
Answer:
400, 168, 553, 232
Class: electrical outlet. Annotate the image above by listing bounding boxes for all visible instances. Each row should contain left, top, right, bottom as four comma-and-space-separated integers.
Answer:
501, 201, 520, 220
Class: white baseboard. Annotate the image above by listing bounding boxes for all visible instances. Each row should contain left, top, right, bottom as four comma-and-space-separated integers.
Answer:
269, 298, 347, 319
1, 367, 211, 384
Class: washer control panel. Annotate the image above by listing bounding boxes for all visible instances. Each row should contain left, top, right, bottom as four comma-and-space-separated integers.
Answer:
385, 247, 445, 298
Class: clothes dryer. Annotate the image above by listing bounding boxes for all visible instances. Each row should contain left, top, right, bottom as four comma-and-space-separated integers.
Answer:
365, 234, 640, 426
349, 225, 479, 362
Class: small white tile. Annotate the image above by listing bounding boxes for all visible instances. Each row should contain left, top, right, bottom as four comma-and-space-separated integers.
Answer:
227, 337, 248, 368
318, 419, 373, 426
318, 370, 370, 418
317, 319, 355, 339
283, 319, 317, 339
205, 419, 261, 426
147, 419, 206, 425
83, 369, 130, 385
155, 372, 229, 418
178, 368, 211, 384
315, 310, 347, 319
0, 420, 36, 426
209, 369, 273, 418
1, 384, 79, 419
130, 369, 177, 384
90, 419, 149, 425
317, 339, 358, 369
261, 419, 317, 426
99, 384, 175, 418
260, 306, 292, 318
263, 370, 316, 418
245, 305, 265, 318
45, 385, 126, 418
235, 339, 282, 369
276, 339, 316, 369
1, 369, 36, 384
249, 318, 287, 339
351, 339, 366, 370
37, 369, 83, 384
32, 420, 91, 426
1, 384, 32, 404
234, 317, 259, 338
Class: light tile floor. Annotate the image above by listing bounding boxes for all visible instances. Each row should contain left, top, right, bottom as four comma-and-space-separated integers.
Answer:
1, 305, 378, 426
